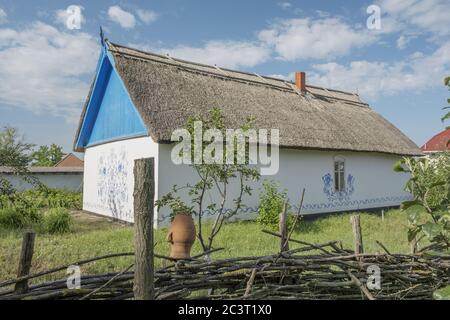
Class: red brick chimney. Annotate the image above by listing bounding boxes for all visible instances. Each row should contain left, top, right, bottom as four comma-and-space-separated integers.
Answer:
295, 71, 306, 92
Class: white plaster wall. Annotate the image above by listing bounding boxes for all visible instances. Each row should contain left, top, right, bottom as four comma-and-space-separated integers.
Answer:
82, 138, 412, 227
83, 136, 159, 223
157, 145, 412, 225
1, 174, 83, 191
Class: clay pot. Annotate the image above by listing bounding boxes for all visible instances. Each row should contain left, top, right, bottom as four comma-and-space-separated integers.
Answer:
166, 214, 196, 259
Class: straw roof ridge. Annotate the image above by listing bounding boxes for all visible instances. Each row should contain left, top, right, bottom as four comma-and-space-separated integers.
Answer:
107, 41, 368, 107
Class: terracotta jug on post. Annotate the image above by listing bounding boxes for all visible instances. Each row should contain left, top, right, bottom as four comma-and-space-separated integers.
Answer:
166, 214, 196, 259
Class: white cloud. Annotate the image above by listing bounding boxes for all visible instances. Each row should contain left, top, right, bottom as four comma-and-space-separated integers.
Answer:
308, 42, 450, 99
278, 2, 292, 9
396, 34, 414, 49
258, 18, 376, 61
377, 0, 450, 36
315, 10, 331, 18
136, 9, 158, 24
266, 73, 294, 81
0, 22, 99, 121
108, 6, 136, 29
156, 41, 270, 69
0, 8, 7, 24
55, 5, 85, 29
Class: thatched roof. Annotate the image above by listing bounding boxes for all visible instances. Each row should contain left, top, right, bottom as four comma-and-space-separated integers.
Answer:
74, 41, 422, 156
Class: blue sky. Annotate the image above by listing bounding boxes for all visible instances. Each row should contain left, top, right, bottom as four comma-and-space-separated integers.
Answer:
0, 0, 449, 153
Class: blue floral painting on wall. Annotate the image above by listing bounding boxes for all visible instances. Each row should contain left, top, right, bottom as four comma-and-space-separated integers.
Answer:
97, 148, 131, 220
322, 173, 355, 201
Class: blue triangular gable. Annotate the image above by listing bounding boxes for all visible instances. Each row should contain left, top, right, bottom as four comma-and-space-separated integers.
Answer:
75, 48, 148, 149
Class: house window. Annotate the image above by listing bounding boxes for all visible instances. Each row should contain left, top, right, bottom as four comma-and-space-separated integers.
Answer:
334, 159, 345, 192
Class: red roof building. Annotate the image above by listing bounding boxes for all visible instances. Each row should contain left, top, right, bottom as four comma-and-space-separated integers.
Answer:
54, 153, 84, 167
421, 128, 450, 153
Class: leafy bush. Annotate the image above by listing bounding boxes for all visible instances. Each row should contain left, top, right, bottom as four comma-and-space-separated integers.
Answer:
434, 285, 450, 300
43, 208, 73, 234
155, 193, 193, 221
0, 207, 28, 229
0, 205, 73, 234
0, 188, 79, 232
0, 188, 82, 210
0, 206, 42, 229
21, 188, 82, 209
256, 180, 295, 230
0, 178, 15, 196
394, 153, 450, 250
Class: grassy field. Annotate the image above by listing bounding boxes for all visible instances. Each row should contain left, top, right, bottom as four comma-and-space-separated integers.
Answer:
0, 209, 415, 283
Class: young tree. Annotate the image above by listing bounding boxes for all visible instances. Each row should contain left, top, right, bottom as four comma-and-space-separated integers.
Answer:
0, 127, 35, 194
32, 144, 64, 166
0, 127, 34, 169
156, 108, 260, 254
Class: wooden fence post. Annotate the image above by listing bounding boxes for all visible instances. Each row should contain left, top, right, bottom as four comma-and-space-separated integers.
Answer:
279, 201, 289, 252
15, 230, 35, 294
350, 215, 364, 255
133, 157, 155, 300
410, 237, 419, 254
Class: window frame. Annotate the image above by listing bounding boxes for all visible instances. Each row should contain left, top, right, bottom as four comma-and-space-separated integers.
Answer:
333, 156, 346, 193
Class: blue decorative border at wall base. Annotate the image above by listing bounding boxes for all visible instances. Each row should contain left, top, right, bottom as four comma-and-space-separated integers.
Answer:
297, 195, 413, 212
299, 204, 404, 221
156, 194, 413, 224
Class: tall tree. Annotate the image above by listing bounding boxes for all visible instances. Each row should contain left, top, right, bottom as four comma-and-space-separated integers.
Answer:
0, 127, 35, 194
0, 126, 34, 168
32, 144, 64, 167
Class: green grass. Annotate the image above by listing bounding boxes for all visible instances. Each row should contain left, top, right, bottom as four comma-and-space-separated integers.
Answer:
0, 209, 415, 284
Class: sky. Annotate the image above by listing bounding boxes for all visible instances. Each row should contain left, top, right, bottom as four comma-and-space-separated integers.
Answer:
0, 0, 449, 154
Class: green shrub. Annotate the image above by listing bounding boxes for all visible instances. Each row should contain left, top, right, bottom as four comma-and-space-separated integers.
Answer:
395, 153, 450, 249
0, 189, 82, 210
256, 180, 295, 230
21, 207, 42, 224
0, 207, 28, 229
0, 188, 79, 232
434, 285, 450, 300
0, 178, 15, 196
44, 207, 73, 234
0, 206, 41, 229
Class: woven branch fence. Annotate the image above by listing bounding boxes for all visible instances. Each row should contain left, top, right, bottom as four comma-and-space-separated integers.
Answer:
0, 229, 448, 300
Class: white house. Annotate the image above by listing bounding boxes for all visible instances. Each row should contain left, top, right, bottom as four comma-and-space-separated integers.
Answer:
73, 40, 422, 226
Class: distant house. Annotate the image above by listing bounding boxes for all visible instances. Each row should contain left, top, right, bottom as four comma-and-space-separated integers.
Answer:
0, 166, 83, 191
421, 128, 450, 153
73, 40, 422, 226
55, 153, 84, 167
0, 153, 84, 191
